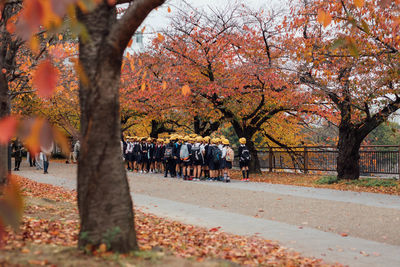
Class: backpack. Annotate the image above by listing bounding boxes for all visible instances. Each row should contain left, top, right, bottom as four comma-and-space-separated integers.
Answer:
241, 148, 251, 161
164, 147, 173, 159
192, 146, 201, 161
212, 146, 222, 163
226, 147, 234, 162
180, 144, 189, 160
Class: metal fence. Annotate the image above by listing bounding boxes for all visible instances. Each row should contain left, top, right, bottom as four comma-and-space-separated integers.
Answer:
234, 146, 400, 177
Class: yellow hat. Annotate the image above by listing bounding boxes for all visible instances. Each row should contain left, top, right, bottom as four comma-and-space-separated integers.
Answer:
196, 136, 203, 142
211, 138, 217, 144
203, 136, 210, 143
239, 137, 246, 144
215, 138, 221, 143
222, 139, 229, 145
184, 135, 190, 141
190, 133, 197, 138
166, 138, 170, 143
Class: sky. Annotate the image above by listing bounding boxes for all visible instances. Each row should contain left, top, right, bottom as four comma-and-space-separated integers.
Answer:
132, 0, 285, 47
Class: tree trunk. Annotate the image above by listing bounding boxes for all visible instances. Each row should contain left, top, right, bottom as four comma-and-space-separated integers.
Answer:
337, 126, 361, 180
150, 120, 162, 138
246, 139, 262, 174
193, 115, 219, 136
0, 72, 10, 185
77, 5, 137, 252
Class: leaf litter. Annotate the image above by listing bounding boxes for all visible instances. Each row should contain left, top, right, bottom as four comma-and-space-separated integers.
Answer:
2, 175, 344, 266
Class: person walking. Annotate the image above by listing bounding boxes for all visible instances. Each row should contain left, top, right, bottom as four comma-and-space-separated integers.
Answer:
73, 140, 80, 163
12, 138, 23, 171
41, 142, 53, 174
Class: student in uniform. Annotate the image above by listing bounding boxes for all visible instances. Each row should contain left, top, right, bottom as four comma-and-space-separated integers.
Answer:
202, 136, 211, 180
180, 136, 192, 180
238, 137, 251, 181
189, 136, 196, 178
173, 136, 182, 178
140, 138, 148, 173
164, 139, 175, 178
222, 139, 233, 182
147, 137, 155, 173
133, 137, 140, 172
192, 136, 203, 181
154, 139, 163, 173
125, 137, 134, 171
207, 138, 220, 181
217, 138, 224, 181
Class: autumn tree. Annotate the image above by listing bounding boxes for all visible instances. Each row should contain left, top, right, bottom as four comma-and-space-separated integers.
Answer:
158, 3, 307, 172
76, 0, 165, 252
0, 1, 56, 184
291, 0, 400, 179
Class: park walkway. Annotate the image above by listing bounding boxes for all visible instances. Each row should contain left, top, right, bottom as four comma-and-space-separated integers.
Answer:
15, 161, 400, 267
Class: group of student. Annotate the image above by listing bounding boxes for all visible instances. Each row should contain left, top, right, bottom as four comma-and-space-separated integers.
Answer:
121, 134, 251, 182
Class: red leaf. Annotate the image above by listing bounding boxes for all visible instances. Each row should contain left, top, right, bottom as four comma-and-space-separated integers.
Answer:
33, 60, 59, 99
209, 227, 221, 232
22, 0, 43, 32
0, 116, 18, 144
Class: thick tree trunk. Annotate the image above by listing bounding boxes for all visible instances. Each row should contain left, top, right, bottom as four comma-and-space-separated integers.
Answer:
247, 139, 262, 174
193, 115, 219, 136
77, 5, 137, 252
0, 72, 10, 185
337, 126, 361, 180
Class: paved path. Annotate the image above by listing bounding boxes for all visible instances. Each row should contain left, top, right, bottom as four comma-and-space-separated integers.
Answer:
15, 161, 400, 267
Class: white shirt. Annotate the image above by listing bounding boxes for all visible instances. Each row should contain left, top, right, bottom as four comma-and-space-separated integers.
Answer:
222, 146, 227, 159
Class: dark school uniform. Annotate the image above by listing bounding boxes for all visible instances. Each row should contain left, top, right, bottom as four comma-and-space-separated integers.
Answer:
203, 144, 210, 166
155, 145, 164, 162
164, 143, 175, 177
238, 144, 250, 168
191, 144, 203, 166
133, 142, 141, 163
141, 143, 149, 166
173, 142, 181, 164
207, 145, 220, 171
148, 143, 155, 163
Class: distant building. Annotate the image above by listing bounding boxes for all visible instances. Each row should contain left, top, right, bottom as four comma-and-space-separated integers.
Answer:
129, 32, 144, 53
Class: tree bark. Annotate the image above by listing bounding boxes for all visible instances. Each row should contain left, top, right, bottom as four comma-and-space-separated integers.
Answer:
0, 72, 10, 185
77, 4, 137, 252
337, 126, 361, 180
246, 139, 262, 174
193, 115, 220, 136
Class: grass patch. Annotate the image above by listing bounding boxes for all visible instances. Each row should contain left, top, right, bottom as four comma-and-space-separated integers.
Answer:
315, 175, 339, 185
345, 178, 398, 187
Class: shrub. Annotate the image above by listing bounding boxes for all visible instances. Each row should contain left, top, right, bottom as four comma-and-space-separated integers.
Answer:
346, 178, 398, 187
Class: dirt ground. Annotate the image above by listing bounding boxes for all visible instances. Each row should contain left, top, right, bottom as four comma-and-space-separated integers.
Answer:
1, 196, 238, 267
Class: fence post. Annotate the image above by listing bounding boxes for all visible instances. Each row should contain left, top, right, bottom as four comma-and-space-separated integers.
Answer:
304, 146, 308, 174
269, 147, 273, 172
398, 145, 400, 180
